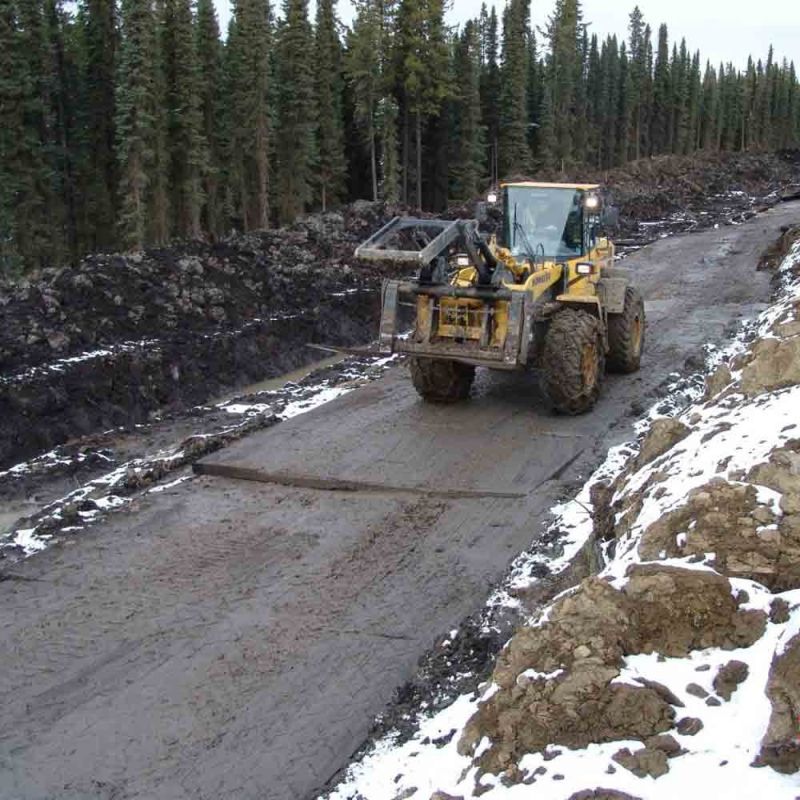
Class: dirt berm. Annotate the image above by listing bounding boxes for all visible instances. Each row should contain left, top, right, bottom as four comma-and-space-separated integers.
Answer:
446, 227, 800, 796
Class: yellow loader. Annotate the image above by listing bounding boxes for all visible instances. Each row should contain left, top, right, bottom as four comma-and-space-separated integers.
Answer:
355, 182, 645, 414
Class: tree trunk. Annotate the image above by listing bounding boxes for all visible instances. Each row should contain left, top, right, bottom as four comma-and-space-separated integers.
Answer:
402, 103, 409, 206
370, 125, 378, 202
415, 113, 422, 210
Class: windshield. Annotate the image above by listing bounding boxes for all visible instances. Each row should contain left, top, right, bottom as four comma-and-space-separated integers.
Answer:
502, 187, 584, 260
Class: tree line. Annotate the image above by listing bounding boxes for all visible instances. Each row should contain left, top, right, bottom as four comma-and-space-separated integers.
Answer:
1, 0, 798, 274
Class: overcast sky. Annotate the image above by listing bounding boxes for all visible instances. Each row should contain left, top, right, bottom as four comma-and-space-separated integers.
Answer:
213, 0, 798, 71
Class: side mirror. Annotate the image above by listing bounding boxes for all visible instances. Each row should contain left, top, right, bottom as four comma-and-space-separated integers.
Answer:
601, 206, 620, 230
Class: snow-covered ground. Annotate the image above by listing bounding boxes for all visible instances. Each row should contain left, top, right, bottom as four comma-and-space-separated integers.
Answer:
325, 240, 800, 798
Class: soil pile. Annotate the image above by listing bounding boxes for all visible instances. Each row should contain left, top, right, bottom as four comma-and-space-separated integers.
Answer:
0, 205, 399, 375
0, 204, 403, 467
454, 150, 800, 245
444, 229, 800, 797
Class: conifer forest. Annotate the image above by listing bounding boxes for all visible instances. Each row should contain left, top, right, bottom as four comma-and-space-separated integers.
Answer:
1, 0, 799, 275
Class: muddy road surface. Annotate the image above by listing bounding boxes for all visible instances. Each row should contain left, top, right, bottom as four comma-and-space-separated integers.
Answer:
1, 202, 799, 800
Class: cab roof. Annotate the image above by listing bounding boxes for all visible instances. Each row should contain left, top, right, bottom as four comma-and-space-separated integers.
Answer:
501, 181, 600, 191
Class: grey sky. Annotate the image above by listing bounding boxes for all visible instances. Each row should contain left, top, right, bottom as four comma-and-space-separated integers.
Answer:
213, 0, 798, 71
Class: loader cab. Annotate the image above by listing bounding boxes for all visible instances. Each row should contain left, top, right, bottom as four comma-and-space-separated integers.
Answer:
498, 182, 603, 262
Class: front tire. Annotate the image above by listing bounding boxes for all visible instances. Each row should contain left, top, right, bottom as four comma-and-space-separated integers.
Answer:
409, 357, 475, 403
542, 309, 605, 415
607, 286, 645, 373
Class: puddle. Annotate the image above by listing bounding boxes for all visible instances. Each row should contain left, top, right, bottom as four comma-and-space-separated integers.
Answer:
215, 352, 347, 404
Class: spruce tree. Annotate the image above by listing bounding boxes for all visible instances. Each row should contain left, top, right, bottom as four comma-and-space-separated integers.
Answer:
479, 3, 501, 184
116, 0, 158, 249
651, 23, 670, 154
226, 0, 271, 230
345, 1, 381, 201
148, 0, 170, 243
162, 0, 207, 238
313, 0, 347, 211
498, 0, 531, 175
196, 0, 224, 236
0, 0, 24, 273
699, 60, 719, 150
671, 39, 690, 154
275, 0, 315, 223
616, 42, 632, 165
395, 0, 450, 209
379, 94, 400, 202
450, 20, 483, 202
42, 1, 70, 261
687, 50, 701, 151
627, 5, 646, 160
82, 0, 118, 251
544, 0, 582, 169
15, 0, 64, 268
585, 32, 601, 166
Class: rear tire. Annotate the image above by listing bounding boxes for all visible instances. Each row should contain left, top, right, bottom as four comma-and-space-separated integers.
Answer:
409, 357, 475, 403
542, 309, 605, 415
607, 286, 645, 373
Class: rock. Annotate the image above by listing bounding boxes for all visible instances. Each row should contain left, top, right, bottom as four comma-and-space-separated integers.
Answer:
638, 476, 800, 591
685, 682, 708, 699
770, 598, 791, 624
739, 336, 800, 397
637, 418, 691, 468
645, 733, 684, 757
704, 364, 733, 400
758, 629, 800, 773
612, 746, 669, 778
46, 331, 70, 351
429, 793, 464, 800
676, 717, 704, 736
713, 660, 749, 701
705, 696, 722, 707
623, 564, 767, 656
567, 791, 642, 800
634, 677, 685, 707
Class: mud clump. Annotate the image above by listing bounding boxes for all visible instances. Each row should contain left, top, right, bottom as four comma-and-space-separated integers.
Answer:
622, 565, 767, 654
675, 717, 704, 736
612, 746, 669, 778
714, 660, 749, 701
758, 631, 800, 774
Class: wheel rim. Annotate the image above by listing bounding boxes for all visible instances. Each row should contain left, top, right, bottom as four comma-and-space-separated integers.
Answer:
581, 343, 599, 387
631, 314, 643, 355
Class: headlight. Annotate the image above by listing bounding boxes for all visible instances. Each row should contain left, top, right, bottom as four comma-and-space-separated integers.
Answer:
456, 255, 471, 267
584, 194, 600, 210
576, 262, 594, 275
487, 192, 498, 204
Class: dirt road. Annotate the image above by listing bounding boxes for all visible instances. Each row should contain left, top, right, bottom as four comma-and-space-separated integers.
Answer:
1, 203, 798, 800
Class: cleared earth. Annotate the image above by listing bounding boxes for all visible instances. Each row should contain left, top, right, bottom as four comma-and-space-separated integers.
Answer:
0, 201, 798, 800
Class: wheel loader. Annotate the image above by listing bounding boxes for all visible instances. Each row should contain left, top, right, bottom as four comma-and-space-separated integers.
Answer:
355, 182, 645, 413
